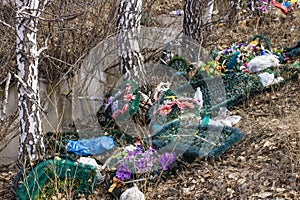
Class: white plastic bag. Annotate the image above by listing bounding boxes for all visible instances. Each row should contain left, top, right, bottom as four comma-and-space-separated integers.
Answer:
258, 72, 284, 87
247, 54, 280, 73
209, 107, 242, 127
120, 185, 145, 200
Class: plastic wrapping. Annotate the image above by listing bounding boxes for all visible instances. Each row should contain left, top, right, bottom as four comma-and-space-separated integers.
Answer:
66, 136, 114, 156
247, 54, 280, 73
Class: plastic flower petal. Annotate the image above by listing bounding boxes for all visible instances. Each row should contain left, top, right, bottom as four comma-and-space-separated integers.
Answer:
127, 145, 142, 157
181, 101, 194, 109
125, 83, 132, 95
157, 104, 172, 116
158, 152, 175, 170
123, 94, 135, 101
112, 109, 123, 119
116, 162, 131, 180
122, 103, 129, 112
174, 100, 184, 110
134, 156, 153, 173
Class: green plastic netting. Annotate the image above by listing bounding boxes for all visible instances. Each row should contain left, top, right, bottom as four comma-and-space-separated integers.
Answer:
189, 72, 264, 110
179, 65, 300, 113
151, 119, 244, 163
16, 159, 98, 200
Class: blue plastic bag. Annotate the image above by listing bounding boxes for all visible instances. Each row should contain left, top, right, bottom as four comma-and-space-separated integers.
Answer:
66, 136, 114, 156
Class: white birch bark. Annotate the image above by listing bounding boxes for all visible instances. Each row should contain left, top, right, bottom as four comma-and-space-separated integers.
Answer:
15, 0, 49, 165
0, 73, 11, 120
204, 0, 214, 25
116, 0, 146, 86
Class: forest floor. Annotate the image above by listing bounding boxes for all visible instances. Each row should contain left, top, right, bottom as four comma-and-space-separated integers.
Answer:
1, 3, 300, 200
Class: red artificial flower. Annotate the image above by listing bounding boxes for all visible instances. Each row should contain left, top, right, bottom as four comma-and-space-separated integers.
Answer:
112, 104, 129, 119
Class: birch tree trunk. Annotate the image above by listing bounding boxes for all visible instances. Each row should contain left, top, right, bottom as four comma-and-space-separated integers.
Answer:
116, 0, 146, 86
204, 0, 214, 25
15, 0, 48, 165
183, 0, 203, 43
184, 0, 216, 42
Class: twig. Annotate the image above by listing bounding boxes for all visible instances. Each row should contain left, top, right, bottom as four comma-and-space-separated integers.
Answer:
0, 19, 15, 31
1, 73, 12, 119
124, 178, 146, 184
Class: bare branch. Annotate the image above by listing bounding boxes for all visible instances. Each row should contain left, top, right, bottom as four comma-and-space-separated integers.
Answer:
1, 73, 12, 120
0, 19, 15, 30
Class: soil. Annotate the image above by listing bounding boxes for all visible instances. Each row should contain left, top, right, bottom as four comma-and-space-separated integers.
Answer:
1, 2, 300, 200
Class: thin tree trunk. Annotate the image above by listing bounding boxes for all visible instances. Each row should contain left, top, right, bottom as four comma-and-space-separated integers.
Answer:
183, 0, 204, 43
228, 0, 238, 25
116, 0, 146, 86
15, 0, 48, 165
204, 0, 214, 25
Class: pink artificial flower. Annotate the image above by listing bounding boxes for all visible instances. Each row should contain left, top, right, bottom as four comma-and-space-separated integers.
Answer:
181, 101, 194, 109
156, 104, 172, 116
174, 100, 184, 110
122, 103, 129, 112
112, 109, 123, 119
123, 94, 135, 101
125, 83, 131, 95
112, 104, 129, 119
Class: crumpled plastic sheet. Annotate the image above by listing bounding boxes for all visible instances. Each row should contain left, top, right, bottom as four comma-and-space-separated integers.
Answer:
66, 136, 114, 156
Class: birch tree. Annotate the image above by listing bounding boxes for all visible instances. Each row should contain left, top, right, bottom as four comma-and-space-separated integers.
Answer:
15, 0, 49, 165
204, 0, 214, 25
184, 0, 216, 42
116, 0, 147, 86
183, 0, 204, 43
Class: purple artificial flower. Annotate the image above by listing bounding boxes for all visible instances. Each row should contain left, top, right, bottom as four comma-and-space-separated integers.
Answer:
158, 152, 176, 171
116, 162, 131, 180
134, 156, 153, 173
261, 5, 267, 13
134, 147, 156, 173
127, 145, 143, 157
143, 147, 156, 157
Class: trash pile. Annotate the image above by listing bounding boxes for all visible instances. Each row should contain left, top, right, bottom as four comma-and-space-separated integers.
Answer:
247, 0, 299, 15
14, 35, 300, 199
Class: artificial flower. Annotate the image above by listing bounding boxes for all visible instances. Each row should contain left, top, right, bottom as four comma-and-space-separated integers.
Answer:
123, 94, 135, 101
127, 145, 143, 157
111, 104, 129, 119
156, 104, 172, 116
122, 103, 129, 112
174, 100, 184, 110
116, 162, 131, 181
112, 109, 123, 119
180, 101, 195, 109
124, 83, 132, 95
134, 156, 153, 173
158, 152, 175, 170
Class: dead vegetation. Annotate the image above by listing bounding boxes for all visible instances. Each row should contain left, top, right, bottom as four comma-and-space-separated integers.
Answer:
0, 0, 300, 199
